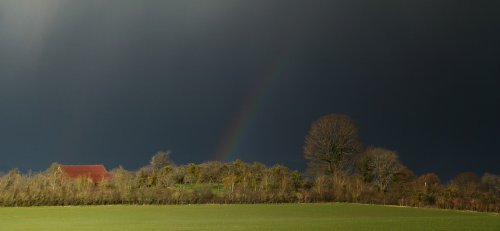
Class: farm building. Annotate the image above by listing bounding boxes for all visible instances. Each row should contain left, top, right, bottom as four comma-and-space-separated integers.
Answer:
58, 164, 111, 183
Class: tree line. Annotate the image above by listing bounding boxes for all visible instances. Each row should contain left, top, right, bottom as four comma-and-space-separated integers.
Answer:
0, 114, 498, 212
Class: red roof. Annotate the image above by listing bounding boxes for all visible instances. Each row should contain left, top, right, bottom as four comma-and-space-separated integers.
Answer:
59, 165, 111, 183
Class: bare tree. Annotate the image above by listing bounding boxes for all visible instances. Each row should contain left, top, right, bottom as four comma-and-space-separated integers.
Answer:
481, 173, 500, 197
304, 114, 362, 175
360, 147, 401, 192
45, 162, 61, 174
451, 172, 480, 196
150, 150, 175, 172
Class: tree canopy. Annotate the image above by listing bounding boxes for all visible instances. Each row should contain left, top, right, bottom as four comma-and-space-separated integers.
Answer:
304, 114, 362, 175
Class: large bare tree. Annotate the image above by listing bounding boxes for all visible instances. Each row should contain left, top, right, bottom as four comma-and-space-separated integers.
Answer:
304, 114, 362, 175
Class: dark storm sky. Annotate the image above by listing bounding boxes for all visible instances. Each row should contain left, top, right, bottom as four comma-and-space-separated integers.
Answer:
0, 1, 499, 180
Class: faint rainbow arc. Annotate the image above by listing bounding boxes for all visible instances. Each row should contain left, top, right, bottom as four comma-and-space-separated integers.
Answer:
213, 49, 291, 162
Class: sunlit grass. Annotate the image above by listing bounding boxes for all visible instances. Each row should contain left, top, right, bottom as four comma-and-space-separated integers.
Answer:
0, 203, 498, 231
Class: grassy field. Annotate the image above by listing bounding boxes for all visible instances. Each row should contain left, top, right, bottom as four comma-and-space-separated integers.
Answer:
0, 203, 498, 231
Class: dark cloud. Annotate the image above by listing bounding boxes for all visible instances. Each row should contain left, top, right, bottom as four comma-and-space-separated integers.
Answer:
0, 1, 499, 180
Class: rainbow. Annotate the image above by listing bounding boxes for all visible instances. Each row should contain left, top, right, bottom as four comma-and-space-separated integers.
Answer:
213, 48, 291, 162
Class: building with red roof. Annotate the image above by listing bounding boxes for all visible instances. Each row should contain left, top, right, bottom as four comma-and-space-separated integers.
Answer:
58, 164, 111, 183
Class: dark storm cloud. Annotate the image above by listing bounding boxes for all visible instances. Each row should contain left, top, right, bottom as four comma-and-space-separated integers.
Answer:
0, 1, 499, 180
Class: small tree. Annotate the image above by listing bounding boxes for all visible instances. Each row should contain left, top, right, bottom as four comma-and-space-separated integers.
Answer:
150, 150, 175, 172
304, 114, 362, 175
45, 162, 61, 174
451, 172, 480, 196
359, 147, 401, 192
481, 173, 500, 195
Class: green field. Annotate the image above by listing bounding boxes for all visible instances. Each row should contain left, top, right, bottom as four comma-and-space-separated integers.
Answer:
0, 203, 498, 231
